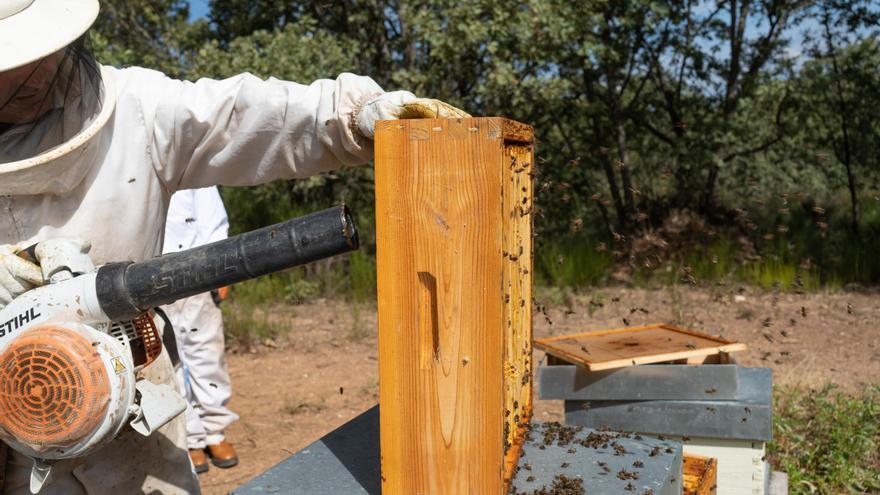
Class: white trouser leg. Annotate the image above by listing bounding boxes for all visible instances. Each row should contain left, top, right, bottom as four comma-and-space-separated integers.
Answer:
164, 293, 238, 447
176, 363, 208, 450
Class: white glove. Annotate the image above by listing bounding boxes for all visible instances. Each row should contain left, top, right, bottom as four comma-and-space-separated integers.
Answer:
35, 238, 95, 281
0, 238, 94, 309
0, 244, 43, 309
355, 91, 471, 139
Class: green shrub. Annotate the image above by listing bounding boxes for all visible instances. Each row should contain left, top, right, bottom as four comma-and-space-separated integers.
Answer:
535, 239, 612, 288
770, 385, 880, 494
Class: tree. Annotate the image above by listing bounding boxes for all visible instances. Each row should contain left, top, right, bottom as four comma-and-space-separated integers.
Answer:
89, 0, 207, 76
797, 0, 880, 237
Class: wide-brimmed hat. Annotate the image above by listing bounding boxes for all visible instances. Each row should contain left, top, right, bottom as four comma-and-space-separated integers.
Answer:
0, 0, 99, 73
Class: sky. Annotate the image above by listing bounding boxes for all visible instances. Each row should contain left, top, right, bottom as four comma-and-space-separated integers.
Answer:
188, 0, 209, 21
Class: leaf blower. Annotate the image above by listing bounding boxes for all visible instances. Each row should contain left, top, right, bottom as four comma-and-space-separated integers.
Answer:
0, 206, 358, 493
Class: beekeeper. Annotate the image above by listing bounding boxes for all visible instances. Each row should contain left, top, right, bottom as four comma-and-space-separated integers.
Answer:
162, 187, 239, 474
0, 0, 468, 493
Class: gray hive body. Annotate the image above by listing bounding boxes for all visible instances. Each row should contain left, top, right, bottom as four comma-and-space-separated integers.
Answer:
542, 365, 772, 441
539, 365, 768, 401
565, 399, 772, 441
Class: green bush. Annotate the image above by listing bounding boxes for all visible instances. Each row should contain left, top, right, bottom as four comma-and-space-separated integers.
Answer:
770, 385, 880, 494
535, 239, 612, 288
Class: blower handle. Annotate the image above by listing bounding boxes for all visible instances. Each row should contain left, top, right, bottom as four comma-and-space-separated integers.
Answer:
96, 205, 359, 321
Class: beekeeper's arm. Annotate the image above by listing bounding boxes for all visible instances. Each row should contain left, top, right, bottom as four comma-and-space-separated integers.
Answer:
140, 69, 468, 192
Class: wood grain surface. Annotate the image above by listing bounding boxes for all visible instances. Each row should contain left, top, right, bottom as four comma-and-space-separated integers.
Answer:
375, 118, 534, 494
535, 323, 746, 371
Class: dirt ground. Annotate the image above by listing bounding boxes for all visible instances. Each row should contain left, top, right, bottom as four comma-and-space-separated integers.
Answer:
200, 286, 880, 494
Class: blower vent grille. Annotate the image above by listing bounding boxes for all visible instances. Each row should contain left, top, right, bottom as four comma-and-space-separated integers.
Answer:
0, 327, 109, 450
108, 313, 161, 368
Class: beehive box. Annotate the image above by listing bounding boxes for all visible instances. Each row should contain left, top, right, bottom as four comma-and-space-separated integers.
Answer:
375, 118, 534, 494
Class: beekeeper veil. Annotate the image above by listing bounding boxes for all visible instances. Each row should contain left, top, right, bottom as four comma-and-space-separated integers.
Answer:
0, 0, 102, 163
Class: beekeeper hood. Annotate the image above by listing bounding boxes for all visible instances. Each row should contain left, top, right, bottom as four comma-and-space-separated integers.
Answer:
0, 0, 110, 164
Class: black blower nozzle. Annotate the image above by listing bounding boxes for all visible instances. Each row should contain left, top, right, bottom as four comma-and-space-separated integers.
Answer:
97, 205, 359, 321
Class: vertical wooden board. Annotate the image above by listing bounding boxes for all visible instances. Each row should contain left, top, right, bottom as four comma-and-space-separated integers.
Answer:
376, 118, 510, 494
501, 140, 534, 481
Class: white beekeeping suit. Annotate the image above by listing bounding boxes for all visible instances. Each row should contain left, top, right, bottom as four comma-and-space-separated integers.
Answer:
162, 187, 238, 463
0, 1, 467, 492
0, 66, 379, 495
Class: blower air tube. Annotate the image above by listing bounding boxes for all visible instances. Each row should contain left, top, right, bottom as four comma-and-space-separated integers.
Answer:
96, 205, 359, 321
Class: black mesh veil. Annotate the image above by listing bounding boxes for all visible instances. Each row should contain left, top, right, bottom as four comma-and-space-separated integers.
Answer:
0, 35, 104, 163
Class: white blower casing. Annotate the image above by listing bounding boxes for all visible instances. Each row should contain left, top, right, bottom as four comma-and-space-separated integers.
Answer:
0, 273, 185, 493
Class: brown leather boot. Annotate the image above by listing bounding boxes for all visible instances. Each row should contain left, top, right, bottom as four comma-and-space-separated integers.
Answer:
207, 440, 239, 468
189, 448, 209, 474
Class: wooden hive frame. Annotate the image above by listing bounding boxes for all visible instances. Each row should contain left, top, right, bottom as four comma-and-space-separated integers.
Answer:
375, 117, 534, 494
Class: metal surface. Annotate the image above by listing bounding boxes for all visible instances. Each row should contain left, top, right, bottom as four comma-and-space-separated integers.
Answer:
234, 406, 686, 495
565, 398, 772, 441
233, 406, 381, 494
510, 423, 683, 495
539, 365, 770, 401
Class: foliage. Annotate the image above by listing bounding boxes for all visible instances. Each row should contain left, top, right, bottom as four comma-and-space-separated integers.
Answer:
88, 0, 880, 292
770, 385, 880, 494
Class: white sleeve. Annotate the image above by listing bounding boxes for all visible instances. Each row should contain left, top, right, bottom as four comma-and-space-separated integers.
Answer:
132, 68, 384, 192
